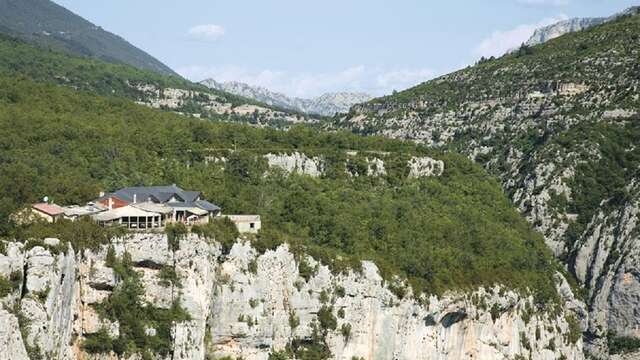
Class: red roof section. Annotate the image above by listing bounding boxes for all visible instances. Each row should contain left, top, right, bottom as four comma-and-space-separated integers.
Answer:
97, 196, 129, 209
32, 203, 65, 216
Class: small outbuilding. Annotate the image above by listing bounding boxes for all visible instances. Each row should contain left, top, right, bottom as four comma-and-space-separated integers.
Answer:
31, 203, 66, 223
223, 215, 262, 234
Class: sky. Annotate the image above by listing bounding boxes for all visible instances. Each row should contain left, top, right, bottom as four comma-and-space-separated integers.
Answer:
54, 0, 638, 98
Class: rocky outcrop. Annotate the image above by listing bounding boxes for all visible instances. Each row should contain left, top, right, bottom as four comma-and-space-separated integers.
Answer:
524, 6, 640, 47
264, 152, 443, 179
265, 152, 325, 177
0, 235, 585, 359
525, 18, 607, 47
408, 157, 445, 177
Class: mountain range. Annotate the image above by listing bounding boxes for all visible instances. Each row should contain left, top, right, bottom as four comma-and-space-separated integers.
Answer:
0, 0, 177, 76
201, 79, 372, 116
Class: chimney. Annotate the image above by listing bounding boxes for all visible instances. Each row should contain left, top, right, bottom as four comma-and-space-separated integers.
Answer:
108, 198, 113, 210
133, 194, 137, 203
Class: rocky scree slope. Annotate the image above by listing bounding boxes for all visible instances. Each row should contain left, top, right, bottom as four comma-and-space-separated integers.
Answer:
338, 13, 640, 358
0, 234, 585, 360
201, 79, 372, 116
0, 0, 177, 76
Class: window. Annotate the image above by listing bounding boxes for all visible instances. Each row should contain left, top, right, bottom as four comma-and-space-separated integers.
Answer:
250, 223, 255, 229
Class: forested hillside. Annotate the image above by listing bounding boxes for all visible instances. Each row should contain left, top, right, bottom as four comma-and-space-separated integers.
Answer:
0, 34, 320, 128
339, 12, 640, 357
0, 73, 565, 302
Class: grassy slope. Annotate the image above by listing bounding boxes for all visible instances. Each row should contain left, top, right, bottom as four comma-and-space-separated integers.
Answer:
0, 73, 561, 302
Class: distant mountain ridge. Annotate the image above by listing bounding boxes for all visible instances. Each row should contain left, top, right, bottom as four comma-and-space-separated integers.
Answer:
525, 6, 640, 46
201, 79, 372, 116
0, 0, 178, 76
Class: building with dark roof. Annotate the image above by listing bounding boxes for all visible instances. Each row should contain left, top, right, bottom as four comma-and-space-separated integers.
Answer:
95, 185, 221, 227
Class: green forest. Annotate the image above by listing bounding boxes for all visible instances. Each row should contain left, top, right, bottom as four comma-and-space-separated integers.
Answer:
0, 73, 561, 302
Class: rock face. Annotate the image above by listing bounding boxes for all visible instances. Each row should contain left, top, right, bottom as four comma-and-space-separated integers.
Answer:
408, 157, 445, 178
265, 152, 325, 177
201, 79, 373, 116
525, 18, 607, 47
525, 6, 640, 46
264, 152, 444, 179
0, 235, 585, 359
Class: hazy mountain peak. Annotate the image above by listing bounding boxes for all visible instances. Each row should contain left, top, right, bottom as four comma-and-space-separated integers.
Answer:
201, 78, 372, 116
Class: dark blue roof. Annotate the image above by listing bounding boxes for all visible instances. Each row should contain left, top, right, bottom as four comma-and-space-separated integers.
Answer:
195, 200, 221, 212
110, 185, 199, 203
102, 185, 221, 213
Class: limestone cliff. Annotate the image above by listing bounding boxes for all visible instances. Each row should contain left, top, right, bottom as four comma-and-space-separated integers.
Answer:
0, 234, 585, 359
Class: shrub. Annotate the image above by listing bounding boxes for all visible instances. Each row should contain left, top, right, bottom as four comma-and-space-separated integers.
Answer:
608, 332, 640, 354
105, 246, 117, 268
249, 298, 259, 308
0, 270, 22, 298
192, 217, 239, 254
289, 312, 300, 329
268, 351, 290, 360
83, 328, 114, 354
319, 289, 330, 304
565, 314, 582, 344
158, 265, 181, 288
490, 304, 502, 322
317, 306, 337, 332
247, 259, 258, 274
0, 275, 13, 298
340, 323, 352, 341
298, 258, 316, 282
165, 223, 188, 251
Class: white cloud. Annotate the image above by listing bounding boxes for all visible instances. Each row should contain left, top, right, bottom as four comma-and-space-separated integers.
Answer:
187, 24, 225, 41
517, 0, 569, 6
473, 15, 568, 58
177, 65, 438, 98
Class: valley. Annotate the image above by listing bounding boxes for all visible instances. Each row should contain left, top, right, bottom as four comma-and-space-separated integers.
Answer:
0, 1, 638, 359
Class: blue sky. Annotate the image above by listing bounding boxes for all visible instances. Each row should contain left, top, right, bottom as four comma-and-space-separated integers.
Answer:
54, 0, 638, 97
